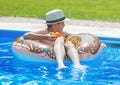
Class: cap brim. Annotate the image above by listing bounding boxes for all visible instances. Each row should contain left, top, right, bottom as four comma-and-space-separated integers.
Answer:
45, 18, 70, 25
63, 18, 70, 22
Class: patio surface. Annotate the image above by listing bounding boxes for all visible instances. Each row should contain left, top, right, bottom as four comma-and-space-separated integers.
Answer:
0, 17, 120, 38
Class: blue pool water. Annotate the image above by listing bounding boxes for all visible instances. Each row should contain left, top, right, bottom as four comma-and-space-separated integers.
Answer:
0, 30, 120, 85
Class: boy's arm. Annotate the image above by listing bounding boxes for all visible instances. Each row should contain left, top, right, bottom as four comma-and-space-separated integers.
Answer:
23, 31, 56, 41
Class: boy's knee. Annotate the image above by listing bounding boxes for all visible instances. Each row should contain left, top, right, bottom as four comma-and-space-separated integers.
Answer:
65, 41, 74, 48
55, 37, 64, 44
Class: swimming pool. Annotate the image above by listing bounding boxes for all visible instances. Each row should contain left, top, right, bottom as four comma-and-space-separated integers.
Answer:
0, 29, 120, 85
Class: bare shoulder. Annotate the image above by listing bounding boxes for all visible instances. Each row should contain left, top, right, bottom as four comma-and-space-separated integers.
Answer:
62, 31, 70, 37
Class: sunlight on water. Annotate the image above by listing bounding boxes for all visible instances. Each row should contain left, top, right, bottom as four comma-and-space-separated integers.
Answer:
0, 31, 120, 84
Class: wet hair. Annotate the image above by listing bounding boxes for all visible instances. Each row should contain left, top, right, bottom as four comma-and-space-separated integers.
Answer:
47, 24, 52, 28
47, 24, 52, 31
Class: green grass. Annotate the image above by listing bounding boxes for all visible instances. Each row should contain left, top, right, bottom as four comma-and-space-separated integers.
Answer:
0, 0, 120, 22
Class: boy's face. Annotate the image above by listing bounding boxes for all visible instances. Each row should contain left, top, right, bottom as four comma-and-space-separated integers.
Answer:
52, 22, 65, 32
57, 22, 65, 31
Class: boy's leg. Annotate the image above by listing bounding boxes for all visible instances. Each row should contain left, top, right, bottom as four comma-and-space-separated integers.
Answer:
65, 41, 87, 70
54, 37, 67, 69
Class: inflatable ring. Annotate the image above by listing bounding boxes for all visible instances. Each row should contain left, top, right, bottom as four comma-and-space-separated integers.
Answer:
12, 33, 104, 63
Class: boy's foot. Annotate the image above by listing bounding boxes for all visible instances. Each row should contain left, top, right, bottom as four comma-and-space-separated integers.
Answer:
58, 66, 68, 70
74, 65, 87, 71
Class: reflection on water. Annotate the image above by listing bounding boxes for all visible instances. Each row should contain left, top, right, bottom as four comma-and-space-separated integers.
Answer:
55, 67, 86, 81
70, 68, 86, 81
0, 39, 120, 84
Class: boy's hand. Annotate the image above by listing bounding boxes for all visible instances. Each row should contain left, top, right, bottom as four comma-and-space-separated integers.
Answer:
23, 33, 32, 39
47, 35, 57, 41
